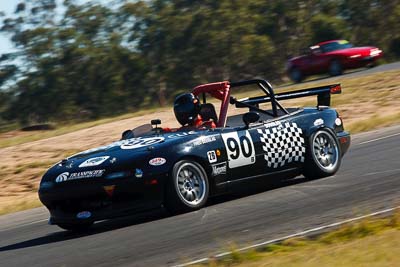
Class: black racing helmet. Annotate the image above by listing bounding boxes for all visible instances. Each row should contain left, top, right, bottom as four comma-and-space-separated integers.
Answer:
173, 93, 201, 126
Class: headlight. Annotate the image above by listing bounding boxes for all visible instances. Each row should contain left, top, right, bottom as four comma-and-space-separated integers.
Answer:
370, 49, 382, 57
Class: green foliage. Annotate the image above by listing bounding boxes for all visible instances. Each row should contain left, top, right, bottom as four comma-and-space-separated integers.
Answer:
309, 14, 349, 43
0, 0, 399, 125
389, 37, 400, 57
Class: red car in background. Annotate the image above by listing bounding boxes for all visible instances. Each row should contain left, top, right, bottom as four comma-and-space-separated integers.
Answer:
287, 40, 383, 83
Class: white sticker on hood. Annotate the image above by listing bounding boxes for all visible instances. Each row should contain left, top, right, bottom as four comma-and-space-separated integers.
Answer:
79, 156, 110, 168
120, 137, 165, 150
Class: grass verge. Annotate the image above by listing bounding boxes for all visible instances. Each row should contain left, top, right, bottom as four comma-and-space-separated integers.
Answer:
0, 195, 42, 216
198, 210, 400, 267
0, 107, 163, 149
347, 112, 400, 133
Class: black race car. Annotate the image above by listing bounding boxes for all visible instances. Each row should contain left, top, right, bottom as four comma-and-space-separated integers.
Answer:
39, 79, 350, 230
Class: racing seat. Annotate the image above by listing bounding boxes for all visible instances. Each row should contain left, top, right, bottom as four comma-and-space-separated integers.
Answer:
199, 103, 218, 125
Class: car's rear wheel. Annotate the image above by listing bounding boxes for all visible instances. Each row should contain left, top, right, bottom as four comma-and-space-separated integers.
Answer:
289, 67, 303, 83
57, 221, 93, 231
165, 160, 209, 213
329, 60, 343, 76
303, 129, 341, 179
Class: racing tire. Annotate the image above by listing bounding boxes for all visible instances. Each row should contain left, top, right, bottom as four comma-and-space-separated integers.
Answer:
303, 129, 341, 180
329, 60, 343, 76
165, 160, 209, 214
289, 67, 303, 83
57, 222, 93, 231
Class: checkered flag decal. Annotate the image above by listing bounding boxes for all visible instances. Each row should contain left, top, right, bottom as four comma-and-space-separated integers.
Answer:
257, 122, 305, 168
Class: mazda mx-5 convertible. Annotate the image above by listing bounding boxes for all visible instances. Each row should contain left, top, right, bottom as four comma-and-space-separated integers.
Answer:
39, 79, 350, 230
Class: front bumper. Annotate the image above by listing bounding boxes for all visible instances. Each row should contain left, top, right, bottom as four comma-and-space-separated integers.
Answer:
40, 174, 166, 224
47, 197, 162, 225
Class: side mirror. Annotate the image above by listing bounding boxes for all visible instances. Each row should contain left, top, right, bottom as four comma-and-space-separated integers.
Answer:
151, 119, 161, 126
309, 45, 321, 56
243, 112, 260, 128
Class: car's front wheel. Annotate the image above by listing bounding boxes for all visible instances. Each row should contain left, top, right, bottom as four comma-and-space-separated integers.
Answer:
289, 67, 303, 83
329, 60, 343, 76
165, 160, 209, 213
303, 129, 341, 179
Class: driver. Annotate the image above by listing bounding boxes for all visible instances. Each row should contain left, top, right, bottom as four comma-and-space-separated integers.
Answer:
173, 93, 216, 129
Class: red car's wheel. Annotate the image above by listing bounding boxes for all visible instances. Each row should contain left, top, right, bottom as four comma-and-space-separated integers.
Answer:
329, 60, 343, 76
289, 67, 303, 83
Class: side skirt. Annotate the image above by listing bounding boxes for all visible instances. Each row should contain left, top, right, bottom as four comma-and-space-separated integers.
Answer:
216, 167, 301, 187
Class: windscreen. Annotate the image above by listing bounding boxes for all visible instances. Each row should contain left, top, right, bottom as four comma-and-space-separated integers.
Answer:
320, 40, 353, 53
132, 124, 153, 137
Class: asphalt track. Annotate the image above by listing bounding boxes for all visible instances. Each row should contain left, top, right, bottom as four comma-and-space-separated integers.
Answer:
0, 124, 399, 266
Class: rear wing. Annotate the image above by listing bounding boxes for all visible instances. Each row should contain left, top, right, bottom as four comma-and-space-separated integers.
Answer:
236, 84, 341, 109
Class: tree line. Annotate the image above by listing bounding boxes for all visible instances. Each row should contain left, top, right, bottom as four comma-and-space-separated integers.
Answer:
0, 0, 399, 126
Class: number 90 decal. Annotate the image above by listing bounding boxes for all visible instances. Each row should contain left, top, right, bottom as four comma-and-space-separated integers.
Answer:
222, 131, 255, 168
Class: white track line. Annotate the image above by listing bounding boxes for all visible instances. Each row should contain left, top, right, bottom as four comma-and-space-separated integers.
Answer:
358, 132, 400, 145
363, 168, 400, 176
174, 206, 399, 267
